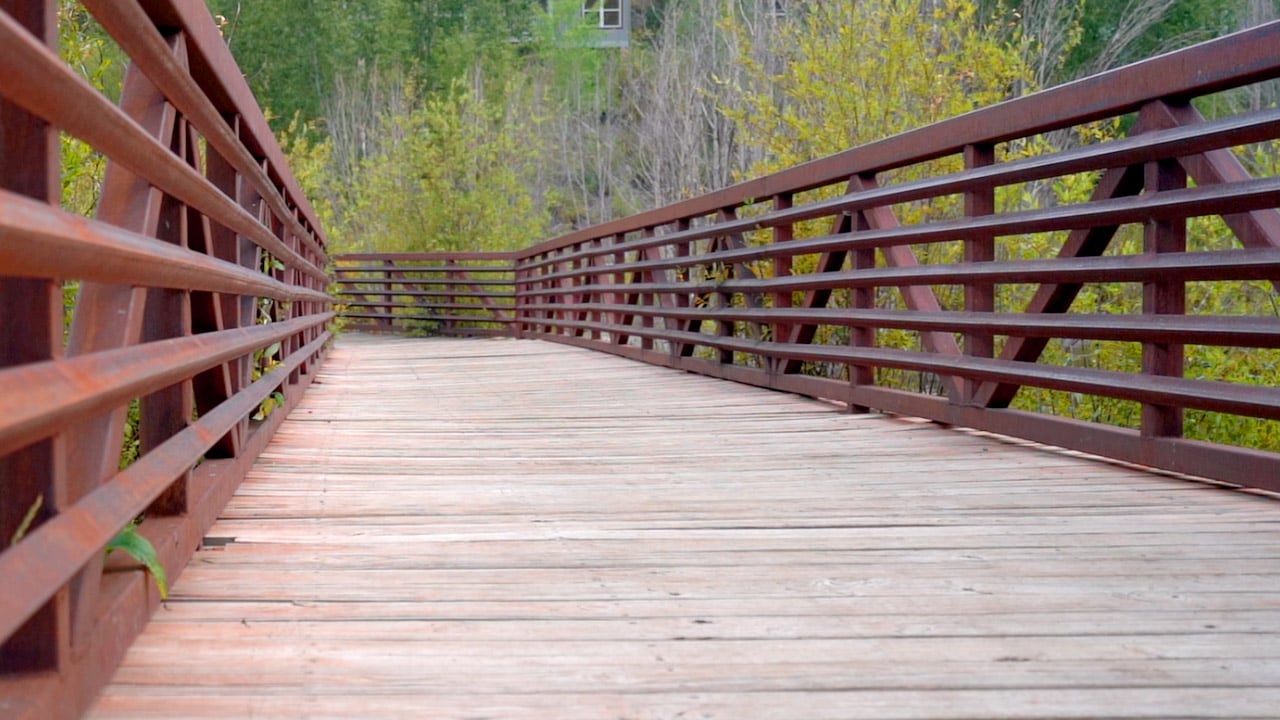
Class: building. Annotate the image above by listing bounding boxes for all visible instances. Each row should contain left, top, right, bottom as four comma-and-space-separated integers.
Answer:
542, 0, 633, 48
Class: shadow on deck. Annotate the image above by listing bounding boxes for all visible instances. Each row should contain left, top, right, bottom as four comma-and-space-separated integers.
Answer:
89, 334, 1280, 719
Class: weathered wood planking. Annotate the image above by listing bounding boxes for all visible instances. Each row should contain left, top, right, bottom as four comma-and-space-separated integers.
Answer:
90, 334, 1280, 719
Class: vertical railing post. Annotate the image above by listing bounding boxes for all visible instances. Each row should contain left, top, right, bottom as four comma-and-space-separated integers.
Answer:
0, 0, 68, 676
581, 240, 600, 340
963, 143, 996, 405
1141, 155, 1188, 437
637, 231, 655, 350
673, 219, 694, 358
381, 259, 395, 331
609, 234, 625, 346
528, 255, 542, 336
63, 44, 181, 644
714, 209, 735, 365
772, 193, 793, 376
203, 122, 250, 448
444, 258, 457, 334
194, 117, 245, 460
140, 110, 196, 517
849, 208, 876, 413
512, 256, 526, 339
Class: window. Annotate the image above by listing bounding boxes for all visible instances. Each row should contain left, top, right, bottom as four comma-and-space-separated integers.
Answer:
768, 0, 786, 17
583, 0, 623, 29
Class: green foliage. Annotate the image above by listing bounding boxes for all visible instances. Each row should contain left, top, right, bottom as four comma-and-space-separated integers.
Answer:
728, 0, 1032, 171
208, 0, 544, 129
106, 523, 168, 600
350, 81, 551, 254
59, 0, 123, 216
1063, 0, 1240, 79
119, 400, 141, 470
253, 391, 288, 422
723, 0, 1034, 365
224, 0, 1278, 453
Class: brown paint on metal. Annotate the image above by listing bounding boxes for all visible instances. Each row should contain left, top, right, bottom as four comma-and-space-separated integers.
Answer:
521, 106, 1280, 283
0, 186, 328, 303
134, 0, 328, 250
974, 161, 1147, 408
780, 177, 857, 374
0, 333, 328, 647
141, 113, 196, 516
0, 12, 325, 283
0, 0, 66, 677
771, 193, 794, 372
848, 211, 876, 411
0, 1, 332, 712
962, 143, 996, 404
1140, 155, 1188, 438
62, 51, 175, 651
528, 302, 1280, 348
82, 0, 325, 263
530, 314, 1280, 421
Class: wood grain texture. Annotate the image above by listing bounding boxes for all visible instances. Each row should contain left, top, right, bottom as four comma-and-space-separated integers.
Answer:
90, 335, 1280, 719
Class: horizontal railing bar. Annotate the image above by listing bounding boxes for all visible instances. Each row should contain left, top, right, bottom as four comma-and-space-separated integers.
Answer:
526, 174, 1280, 286
339, 312, 513, 324
335, 279, 514, 287
519, 247, 1280, 299
0, 313, 332, 458
334, 252, 518, 262
531, 316, 1280, 420
0, 331, 329, 644
519, 106, 1280, 274
340, 301, 513, 311
522, 303, 1280, 348
332, 265, 514, 274
0, 188, 330, 303
431, 327, 511, 337
337, 291, 516, 300
83, 0, 326, 261
0, 12, 327, 283
518, 21, 1280, 261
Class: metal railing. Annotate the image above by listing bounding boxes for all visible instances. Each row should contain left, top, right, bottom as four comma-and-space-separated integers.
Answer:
0, 2, 330, 716
513, 22, 1280, 491
333, 253, 516, 337
4, 5, 1280, 716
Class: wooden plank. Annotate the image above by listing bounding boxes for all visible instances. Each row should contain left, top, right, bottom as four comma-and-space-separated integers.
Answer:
90, 335, 1280, 719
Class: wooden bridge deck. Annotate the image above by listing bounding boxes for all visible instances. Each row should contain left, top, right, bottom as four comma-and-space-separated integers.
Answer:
89, 334, 1280, 719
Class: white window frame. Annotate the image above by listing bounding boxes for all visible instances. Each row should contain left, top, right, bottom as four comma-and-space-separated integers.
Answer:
583, 0, 624, 29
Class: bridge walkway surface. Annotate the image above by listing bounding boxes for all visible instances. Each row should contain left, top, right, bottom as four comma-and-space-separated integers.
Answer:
88, 334, 1280, 719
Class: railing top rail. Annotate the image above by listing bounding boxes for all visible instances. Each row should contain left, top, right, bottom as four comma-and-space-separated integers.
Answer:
518, 20, 1280, 260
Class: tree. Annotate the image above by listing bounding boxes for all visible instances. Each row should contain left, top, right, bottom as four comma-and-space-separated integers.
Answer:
728, 0, 1033, 174
345, 81, 551, 254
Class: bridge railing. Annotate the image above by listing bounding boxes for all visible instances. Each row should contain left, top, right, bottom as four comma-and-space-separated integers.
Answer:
333, 252, 517, 337
514, 22, 1280, 492
0, 2, 330, 716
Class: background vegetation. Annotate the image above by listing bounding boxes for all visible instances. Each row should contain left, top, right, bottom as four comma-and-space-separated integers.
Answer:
203, 0, 1274, 253
57, 0, 1280, 449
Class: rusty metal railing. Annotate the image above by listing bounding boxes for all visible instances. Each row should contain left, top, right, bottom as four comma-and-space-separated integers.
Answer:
514, 22, 1280, 492
333, 252, 517, 337
0, 2, 330, 716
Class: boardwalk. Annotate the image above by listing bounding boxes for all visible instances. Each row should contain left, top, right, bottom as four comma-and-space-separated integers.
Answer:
89, 335, 1280, 719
